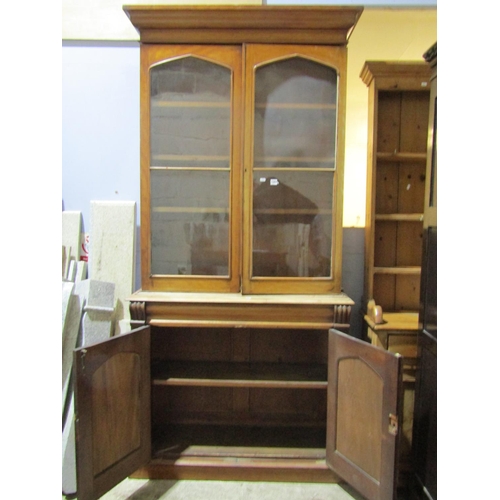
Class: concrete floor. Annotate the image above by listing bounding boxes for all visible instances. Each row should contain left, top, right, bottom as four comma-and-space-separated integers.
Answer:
81, 478, 367, 500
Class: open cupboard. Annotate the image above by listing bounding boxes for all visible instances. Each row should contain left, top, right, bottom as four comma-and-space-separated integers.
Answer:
74, 326, 406, 500
71, 6, 419, 500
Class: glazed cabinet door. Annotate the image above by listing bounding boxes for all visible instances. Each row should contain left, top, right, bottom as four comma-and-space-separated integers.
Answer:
140, 45, 243, 292
74, 326, 151, 500
327, 329, 403, 500
243, 45, 347, 294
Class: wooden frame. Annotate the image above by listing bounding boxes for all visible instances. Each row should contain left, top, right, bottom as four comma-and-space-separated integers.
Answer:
139, 44, 243, 293
242, 44, 347, 294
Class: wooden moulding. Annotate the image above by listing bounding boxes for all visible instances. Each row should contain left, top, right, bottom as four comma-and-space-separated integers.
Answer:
123, 5, 363, 45
129, 292, 354, 330
360, 61, 432, 90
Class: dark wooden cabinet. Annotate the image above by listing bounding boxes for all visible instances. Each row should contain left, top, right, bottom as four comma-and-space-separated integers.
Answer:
411, 42, 437, 500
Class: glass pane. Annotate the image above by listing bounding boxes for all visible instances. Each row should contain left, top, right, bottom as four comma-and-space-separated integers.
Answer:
252, 172, 333, 277
151, 170, 229, 276
149, 57, 232, 276
252, 57, 337, 278
151, 106, 230, 168
254, 57, 337, 169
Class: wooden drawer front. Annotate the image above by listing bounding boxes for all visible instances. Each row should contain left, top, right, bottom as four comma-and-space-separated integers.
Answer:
367, 328, 417, 360
386, 333, 417, 359
146, 302, 349, 329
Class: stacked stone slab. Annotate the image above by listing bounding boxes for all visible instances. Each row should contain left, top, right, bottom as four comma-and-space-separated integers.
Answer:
62, 211, 83, 281
62, 200, 137, 494
90, 201, 137, 335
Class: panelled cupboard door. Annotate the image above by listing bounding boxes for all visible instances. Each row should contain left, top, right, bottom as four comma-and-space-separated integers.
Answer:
243, 45, 347, 294
74, 326, 151, 500
327, 329, 403, 500
140, 45, 243, 293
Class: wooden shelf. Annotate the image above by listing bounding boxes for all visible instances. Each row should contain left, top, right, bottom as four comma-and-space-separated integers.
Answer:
151, 424, 327, 458
376, 152, 427, 162
254, 156, 335, 164
152, 154, 230, 162
151, 166, 230, 171
373, 266, 421, 275
254, 208, 330, 216
375, 213, 423, 221
152, 207, 228, 213
152, 101, 230, 108
152, 361, 328, 389
255, 103, 337, 110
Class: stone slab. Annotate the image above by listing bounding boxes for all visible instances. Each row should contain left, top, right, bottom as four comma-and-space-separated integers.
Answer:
90, 201, 136, 335
62, 395, 77, 496
66, 260, 77, 282
62, 290, 83, 413
62, 211, 82, 280
81, 279, 115, 345
62, 281, 75, 333
75, 260, 88, 283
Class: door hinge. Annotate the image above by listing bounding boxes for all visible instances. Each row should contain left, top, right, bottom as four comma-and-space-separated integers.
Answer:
388, 413, 398, 436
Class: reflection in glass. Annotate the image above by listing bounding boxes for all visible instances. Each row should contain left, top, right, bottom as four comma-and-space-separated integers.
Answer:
150, 57, 231, 276
254, 57, 337, 169
252, 57, 337, 277
253, 172, 333, 277
151, 170, 229, 276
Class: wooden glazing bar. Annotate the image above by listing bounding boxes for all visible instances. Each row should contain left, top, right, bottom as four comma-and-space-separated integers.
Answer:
152, 101, 230, 108
255, 103, 337, 109
150, 167, 230, 171
152, 207, 228, 213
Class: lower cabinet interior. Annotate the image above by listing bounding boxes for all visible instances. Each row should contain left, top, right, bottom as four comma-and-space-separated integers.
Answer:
149, 326, 329, 464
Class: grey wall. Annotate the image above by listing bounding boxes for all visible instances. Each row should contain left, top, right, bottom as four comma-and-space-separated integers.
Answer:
342, 228, 365, 338
62, 41, 140, 229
